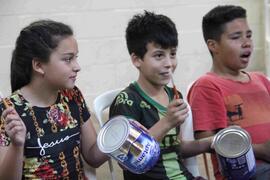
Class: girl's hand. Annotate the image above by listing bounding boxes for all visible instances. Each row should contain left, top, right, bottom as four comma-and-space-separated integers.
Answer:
2, 107, 26, 147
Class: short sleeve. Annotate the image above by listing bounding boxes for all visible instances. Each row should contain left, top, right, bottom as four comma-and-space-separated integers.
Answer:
109, 90, 141, 122
74, 87, 91, 123
62, 86, 91, 124
188, 79, 228, 131
253, 72, 270, 95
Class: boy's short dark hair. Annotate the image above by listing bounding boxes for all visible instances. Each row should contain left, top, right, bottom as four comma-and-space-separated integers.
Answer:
125, 10, 178, 59
202, 5, 246, 43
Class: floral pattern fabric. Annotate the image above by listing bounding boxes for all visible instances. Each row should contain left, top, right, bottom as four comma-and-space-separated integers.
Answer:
0, 86, 90, 179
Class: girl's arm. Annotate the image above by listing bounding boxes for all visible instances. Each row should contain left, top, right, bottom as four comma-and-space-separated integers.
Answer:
0, 145, 24, 179
80, 118, 108, 168
0, 107, 26, 179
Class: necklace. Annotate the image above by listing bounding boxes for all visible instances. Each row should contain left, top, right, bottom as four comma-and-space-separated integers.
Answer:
28, 100, 71, 135
18, 89, 84, 137
28, 107, 44, 137
18, 90, 63, 136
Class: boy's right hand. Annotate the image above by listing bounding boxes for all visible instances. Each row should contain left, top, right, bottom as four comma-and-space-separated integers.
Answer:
163, 99, 189, 129
2, 107, 26, 147
252, 140, 270, 163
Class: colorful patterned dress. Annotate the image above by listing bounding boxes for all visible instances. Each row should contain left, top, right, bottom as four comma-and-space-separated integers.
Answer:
0, 86, 90, 179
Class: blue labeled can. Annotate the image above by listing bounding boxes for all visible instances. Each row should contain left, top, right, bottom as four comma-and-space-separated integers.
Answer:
212, 126, 256, 180
97, 115, 160, 174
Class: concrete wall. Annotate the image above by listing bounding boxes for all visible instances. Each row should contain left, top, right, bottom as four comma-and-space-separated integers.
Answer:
0, 0, 266, 179
0, 0, 266, 104
264, 0, 270, 75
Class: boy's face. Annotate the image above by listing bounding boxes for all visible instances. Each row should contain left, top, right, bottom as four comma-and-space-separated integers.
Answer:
212, 18, 253, 72
133, 42, 177, 87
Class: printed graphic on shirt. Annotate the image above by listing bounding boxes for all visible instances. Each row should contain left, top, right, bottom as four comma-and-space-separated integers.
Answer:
115, 92, 134, 106
224, 94, 244, 124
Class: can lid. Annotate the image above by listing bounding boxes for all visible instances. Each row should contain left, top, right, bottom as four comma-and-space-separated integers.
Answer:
213, 127, 251, 158
97, 115, 130, 153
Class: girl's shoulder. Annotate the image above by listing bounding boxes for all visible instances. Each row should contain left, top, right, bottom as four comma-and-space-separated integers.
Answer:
0, 91, 24, 110
60, 86, 85, 104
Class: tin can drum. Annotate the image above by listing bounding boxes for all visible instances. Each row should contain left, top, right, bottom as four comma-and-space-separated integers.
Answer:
212, 126, 256, 180
97, 115, 160, 174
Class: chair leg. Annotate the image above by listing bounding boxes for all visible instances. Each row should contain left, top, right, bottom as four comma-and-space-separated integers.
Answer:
108, 158, 116, 180
203, 153, 210, 180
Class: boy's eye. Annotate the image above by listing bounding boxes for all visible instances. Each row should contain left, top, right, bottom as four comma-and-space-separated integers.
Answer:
231, 36, 240, 40
171, 52, 176, 58
154, 53, 164, 59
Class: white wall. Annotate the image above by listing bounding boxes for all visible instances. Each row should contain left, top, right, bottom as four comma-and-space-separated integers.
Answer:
0, 0, 265, 108
264, 0, 270, 75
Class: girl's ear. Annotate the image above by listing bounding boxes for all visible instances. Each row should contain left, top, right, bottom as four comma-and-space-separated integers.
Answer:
32, 58, 45, 75
207, 39, 219, 54
131, 53, 143, 69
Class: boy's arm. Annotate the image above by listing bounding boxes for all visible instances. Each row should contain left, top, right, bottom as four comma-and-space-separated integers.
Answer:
109, 91, 188, 142
253, 141, 270, 163
194, 131, 270, 163
180, 135, 214, 158
253, 74, 270, 162
177, 130, 216, 158
148, 98, 188, 142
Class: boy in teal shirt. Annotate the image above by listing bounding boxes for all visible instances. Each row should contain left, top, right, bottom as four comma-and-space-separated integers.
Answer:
110, 11, 212, 180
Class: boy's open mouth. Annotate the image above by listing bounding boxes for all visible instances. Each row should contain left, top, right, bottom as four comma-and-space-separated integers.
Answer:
160, 72, 170, 76
240, 51, 251, 58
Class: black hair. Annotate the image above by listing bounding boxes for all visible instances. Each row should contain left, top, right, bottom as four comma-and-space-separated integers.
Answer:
125, 10, 178, 59
11, 19, 73, 92
202, 5, 246, 43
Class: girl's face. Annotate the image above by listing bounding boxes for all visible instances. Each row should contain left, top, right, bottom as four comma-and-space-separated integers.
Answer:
42, 35, 80, 90
134, 42, 177, 87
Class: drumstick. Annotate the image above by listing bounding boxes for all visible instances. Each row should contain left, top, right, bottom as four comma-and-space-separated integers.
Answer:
2, 98, 9, 109
171, 74, 180, 99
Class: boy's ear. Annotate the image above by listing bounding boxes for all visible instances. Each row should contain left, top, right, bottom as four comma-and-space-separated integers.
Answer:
131, 53, 142, 68
207, 39, 218, 54
32, 58, 45, 75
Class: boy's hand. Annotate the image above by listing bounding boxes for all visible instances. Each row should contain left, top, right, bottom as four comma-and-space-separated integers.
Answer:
149, 99, 189, 141
260, 140, 270, 162
130, 120, 149, 133
2, 107, 26, 147
163, 99, 189, 129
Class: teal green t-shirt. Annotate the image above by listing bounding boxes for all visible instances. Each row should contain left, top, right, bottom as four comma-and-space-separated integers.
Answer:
109, 82, 193, 180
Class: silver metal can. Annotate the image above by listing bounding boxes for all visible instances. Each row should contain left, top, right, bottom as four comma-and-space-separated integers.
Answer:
97, 115, 160, 174
212, 126, 256, 180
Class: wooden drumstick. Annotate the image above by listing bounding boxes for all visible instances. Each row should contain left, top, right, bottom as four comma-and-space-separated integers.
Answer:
171, 75, 180, 99
2, 98, 9, 109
